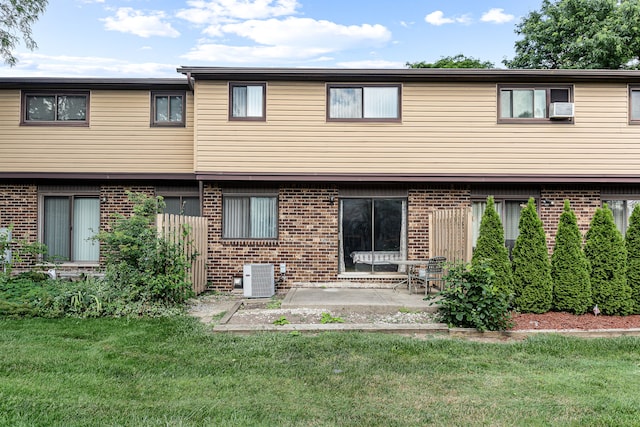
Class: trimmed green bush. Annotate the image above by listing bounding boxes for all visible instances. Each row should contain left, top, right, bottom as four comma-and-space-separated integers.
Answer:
96, 192, 196, 305
512, 198, 552, 313
429, 262, 513, 332
551, 200, 592, 314
625, 204, 640, 313
584, 205, 632, 315
471, 196, 514, 297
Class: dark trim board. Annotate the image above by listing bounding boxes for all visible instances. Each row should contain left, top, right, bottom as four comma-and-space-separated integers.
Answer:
195, 172, 640, 184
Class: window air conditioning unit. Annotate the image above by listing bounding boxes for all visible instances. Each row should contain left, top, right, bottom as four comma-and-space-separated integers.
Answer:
243, 264, 275, 298
549, 102, 574, 119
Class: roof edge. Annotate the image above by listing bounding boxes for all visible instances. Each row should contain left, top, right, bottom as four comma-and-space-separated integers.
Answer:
177, 67, 640, 83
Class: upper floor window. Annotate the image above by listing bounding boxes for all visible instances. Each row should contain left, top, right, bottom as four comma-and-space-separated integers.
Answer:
151, 92, 185, 127
22, 91, 89, 126
327, 84, 401, 121
229, 83, 266, 121
498, 85, 572, 122
629, 87, 640, 124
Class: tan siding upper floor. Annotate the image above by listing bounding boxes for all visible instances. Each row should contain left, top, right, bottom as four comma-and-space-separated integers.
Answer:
193, 80, 640, 176
0, 89, 194, 174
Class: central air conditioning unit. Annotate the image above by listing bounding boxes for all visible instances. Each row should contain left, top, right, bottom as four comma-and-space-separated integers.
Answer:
243, 264, 275, 298
549, 102, 575, 119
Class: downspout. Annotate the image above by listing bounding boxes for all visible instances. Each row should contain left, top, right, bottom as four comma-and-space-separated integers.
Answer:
186, 72, 194, 92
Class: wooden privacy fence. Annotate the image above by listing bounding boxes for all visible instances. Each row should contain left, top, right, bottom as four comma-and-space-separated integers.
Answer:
157, 214, 208, 295
429, 207, 472, 264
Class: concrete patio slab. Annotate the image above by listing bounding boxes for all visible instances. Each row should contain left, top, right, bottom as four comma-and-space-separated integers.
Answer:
281, 287, 438, 314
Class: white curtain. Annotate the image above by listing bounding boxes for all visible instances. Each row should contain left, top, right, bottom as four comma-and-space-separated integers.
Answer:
44, 197, 70, 261
223, 197, 250, 238
233, 86, 263, 117
503, 201, 522, 242
251, 197, 277, 238
73, 198, 99, 262
364, 87, 398, 118
44, 196, 98, 262
472, 200, 506, 247
223, 196, 276, 238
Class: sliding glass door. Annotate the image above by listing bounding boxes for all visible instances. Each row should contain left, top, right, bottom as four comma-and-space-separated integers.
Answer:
339, 198, 406, 273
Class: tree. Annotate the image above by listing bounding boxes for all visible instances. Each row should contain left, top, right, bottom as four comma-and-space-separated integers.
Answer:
471, 196, 514, 297
1, 0, 48, 66
584, 204, 632, 315
512, 198, 553, 313
407, 54, 494, 69
551, 200, 592, 314
625, 203, 640, 313
504, 0, 640, 69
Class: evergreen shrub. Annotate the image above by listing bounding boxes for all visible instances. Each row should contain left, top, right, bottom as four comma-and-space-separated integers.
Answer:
584, 205, 632, 315
625, 204, 640, 313
512, 198, 553, 313
551, 200, 592, 314
471, 196, 514, 297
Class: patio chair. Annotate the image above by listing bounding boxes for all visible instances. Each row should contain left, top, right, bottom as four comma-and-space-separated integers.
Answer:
422, 256, 446, 295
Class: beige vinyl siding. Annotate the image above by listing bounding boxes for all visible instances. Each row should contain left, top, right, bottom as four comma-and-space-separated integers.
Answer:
0, 90, 193, 173
194, 80, 640, 176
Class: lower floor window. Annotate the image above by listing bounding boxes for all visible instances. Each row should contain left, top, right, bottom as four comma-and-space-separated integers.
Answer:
339, 198, 407, 273
223, 196, 277, 239
604, 199, 640, 235
163, 196, 201, 216
472, 199, 526, 257
43, 196, 100, 262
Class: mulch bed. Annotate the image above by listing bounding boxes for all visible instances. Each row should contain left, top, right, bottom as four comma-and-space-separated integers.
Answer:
511, 312, 640, 330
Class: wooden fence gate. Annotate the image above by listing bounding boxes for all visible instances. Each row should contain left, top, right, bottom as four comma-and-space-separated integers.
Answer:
429, 207, 472, 264
157, 214, 208, 295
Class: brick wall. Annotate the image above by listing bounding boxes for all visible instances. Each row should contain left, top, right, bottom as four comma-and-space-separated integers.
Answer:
0, 184, 38, 268
540, 186, 600, 251
203, 183, 338, 290
203, 183, 473, 291
0, 181, 611, 288
408, 185, 471, 260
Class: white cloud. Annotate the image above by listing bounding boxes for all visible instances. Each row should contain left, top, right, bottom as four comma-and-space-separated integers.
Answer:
480, 8, 514, 24
336, 59, 405, 69
181, 44, 318, 63
182, 17, 391, 63
0, 52, 179, 77
102, 7, 180, 38
177, 0, 299, 25
424, 10, 471, 26
222, 17, 390, 49
399, 21, 414, 28
425, 11, 452, 26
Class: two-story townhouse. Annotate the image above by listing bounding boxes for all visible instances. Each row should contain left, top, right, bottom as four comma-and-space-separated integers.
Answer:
4, 68, 640, 291
0, 77, 196, 275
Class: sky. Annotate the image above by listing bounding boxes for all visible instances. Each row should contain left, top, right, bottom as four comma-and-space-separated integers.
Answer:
0, 0, 546, 78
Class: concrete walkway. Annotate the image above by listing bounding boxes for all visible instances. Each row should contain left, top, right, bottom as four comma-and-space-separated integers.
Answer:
281, 287, 437, 314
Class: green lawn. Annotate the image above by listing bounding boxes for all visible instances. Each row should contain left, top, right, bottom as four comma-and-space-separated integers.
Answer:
1, 317, 640, 426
